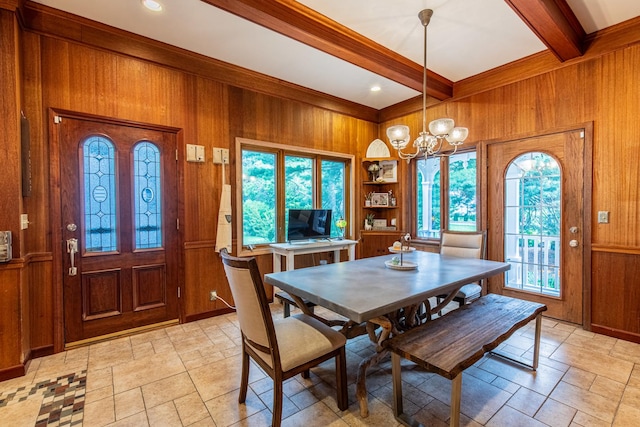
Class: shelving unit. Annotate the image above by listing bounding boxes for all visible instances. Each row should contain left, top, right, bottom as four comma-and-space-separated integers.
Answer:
359, 157, 404, 258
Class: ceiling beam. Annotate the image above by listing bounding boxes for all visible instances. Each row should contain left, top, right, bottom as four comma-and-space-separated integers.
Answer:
200, 0, 453, 100
505, 0, 586, 61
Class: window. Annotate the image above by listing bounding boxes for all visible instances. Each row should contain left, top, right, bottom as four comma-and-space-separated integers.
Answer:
285, 155, 313, 209
416, 151, 477, 239
240, 140, 351, 249
504, 152, 561, 296
321, 160, 346, 236
242, 150, 277, 245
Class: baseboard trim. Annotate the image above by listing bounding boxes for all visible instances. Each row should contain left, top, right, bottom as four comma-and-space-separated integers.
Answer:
591, 324, 640, 344
0, 363, 27, 382
31, 345, 55, 359
185, 307, 235, 323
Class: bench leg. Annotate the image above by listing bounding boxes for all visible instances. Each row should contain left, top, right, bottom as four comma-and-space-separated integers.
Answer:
283, 302, 291, 318
489, 313, 543, 371
450, 374, 462, 427
391, 353, 403, 417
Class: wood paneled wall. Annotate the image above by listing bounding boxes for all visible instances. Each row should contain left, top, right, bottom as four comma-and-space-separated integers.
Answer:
591, 250, 640, 341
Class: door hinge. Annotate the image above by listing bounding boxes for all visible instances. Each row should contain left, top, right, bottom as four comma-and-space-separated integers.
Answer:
178, 287, 181, 298
176, 149, 178, 161
580, 131, 584, 138
176, 218, 179, 230
54, 116, 62, 124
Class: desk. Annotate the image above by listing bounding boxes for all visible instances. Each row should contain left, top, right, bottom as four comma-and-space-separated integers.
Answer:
264, 250, 510, 416
270, 239, 357, 272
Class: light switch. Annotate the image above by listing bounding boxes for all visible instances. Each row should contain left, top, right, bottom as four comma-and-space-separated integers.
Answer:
20, 214, 29, 230
597, 211, 609, 224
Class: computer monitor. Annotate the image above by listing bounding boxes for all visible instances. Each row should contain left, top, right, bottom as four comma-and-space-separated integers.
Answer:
287, 209, 332, 242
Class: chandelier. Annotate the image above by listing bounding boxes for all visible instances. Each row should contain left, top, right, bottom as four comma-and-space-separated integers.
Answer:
386, 9, 468, 162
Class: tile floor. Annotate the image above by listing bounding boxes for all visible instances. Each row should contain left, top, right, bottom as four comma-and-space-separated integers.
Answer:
2, 301, 640, 426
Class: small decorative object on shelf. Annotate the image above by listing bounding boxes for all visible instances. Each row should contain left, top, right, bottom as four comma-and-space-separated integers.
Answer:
388, 189, 396, 206
367, 163, 380, 181
364, 213, 375, 231
372, 219, 387, 229
335, 218, 347, 240
365, 191, 373, 207
379, 160, 398, 183
371, 192, 389, 207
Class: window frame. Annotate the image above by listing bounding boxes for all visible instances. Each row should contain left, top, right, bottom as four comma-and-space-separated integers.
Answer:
412, 147, 479, 244
236, 137, 354, 256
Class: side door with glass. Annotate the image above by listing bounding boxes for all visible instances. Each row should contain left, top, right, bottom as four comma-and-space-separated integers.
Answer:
487, 131, 585, 324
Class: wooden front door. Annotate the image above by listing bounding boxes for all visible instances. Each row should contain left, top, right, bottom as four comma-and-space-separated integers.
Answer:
58, 115, 179, 344
486, 130, 587, 324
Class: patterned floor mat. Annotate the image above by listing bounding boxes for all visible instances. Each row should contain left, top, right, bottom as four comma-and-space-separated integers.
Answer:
0, 371, 86, 426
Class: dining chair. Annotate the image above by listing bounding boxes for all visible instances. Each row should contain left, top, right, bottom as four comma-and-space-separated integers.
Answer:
437, 230, 487, 309
219, 249, 348, 426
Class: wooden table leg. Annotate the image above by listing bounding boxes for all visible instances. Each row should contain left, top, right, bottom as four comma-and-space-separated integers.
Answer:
287, 293, 314, 316
355, 315, 396, 417
356, 348, 389, 417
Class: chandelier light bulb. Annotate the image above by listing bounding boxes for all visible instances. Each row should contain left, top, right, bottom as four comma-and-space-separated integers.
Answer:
386, 125, 411, 149
428, 118, 455, 138
445, 127, 469, 144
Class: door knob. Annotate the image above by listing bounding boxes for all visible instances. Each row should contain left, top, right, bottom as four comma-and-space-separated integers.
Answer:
569, 239, 579, 248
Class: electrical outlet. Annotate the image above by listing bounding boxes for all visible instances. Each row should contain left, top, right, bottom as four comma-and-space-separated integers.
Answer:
212, 148, 229, 164
210, 290, 217, 301
597, 211, 609, 224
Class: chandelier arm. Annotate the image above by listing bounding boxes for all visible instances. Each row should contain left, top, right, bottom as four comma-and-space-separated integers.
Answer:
398, 146, 420, 162
429, 138, 445, 156
433, 143, 459, 158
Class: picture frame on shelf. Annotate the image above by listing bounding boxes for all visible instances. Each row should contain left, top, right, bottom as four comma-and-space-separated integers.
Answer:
379, 160, 397, 183
371, 192, 389, 207
372, 219, 387, 228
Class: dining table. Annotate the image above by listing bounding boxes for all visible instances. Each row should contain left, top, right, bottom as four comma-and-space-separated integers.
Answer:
264, 250, 511, 417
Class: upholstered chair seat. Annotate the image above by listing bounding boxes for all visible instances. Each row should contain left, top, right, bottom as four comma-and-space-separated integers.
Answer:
249, 314, 346, 371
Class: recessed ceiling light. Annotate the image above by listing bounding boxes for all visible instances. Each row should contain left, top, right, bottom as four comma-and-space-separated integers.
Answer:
142, 0, 163, 12
370, 85, 381, 92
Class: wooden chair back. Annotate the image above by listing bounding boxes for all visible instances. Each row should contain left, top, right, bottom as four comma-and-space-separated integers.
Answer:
440, 229, 487, 260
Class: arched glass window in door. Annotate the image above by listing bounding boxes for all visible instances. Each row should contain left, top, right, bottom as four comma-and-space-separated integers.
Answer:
134, 141, 162, 249
504, 152, 561, 296
83, 136, 117, 252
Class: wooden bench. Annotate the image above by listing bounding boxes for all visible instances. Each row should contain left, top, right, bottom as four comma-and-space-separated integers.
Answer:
384, 293, 547, 427
274, 291, 316, 318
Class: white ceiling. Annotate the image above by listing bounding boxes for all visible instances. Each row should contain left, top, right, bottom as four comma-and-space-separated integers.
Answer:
30, 0, 640, 110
